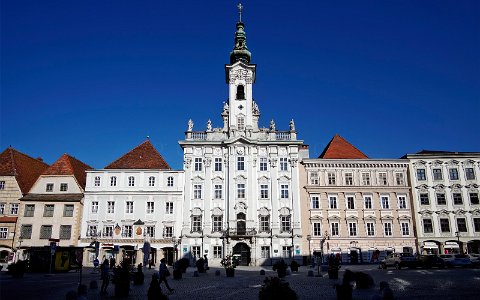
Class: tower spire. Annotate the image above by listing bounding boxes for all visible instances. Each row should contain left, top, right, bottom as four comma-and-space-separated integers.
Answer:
230, 3, 251, 64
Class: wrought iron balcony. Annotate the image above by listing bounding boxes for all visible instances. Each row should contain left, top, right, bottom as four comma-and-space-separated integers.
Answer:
226, 227, 257, 237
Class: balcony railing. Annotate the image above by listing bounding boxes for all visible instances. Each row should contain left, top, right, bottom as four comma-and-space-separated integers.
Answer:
227, 228, 257, 237
191, 132, 207, 140
275, 131, 291, 141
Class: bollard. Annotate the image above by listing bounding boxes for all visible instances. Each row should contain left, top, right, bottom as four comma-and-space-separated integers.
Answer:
260, 270, 266, 275
215, 270, 221, 276
193, 271, 199, 277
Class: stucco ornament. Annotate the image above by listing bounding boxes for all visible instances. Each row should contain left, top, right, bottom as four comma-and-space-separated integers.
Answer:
229, 69, 253, 83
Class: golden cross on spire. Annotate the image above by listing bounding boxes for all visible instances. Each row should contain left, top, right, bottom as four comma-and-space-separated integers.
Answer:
237, 3, 243, 22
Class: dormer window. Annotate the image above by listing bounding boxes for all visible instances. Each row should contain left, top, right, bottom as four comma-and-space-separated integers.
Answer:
236, 85, 245, 99
46, 184, 53, 192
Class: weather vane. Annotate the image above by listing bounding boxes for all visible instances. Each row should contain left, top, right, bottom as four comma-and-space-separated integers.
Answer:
237, 3, 243, 22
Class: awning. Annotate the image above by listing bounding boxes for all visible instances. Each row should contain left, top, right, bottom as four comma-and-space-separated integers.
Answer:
423, 242, 439, 249
445, 242, 459, 248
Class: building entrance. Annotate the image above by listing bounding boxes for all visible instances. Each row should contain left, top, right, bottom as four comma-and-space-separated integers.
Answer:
233, 242, 250, 266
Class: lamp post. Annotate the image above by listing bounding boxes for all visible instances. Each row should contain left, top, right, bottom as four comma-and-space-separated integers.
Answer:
172, 236, 177, 263
306, 235, 311, 264
455, 231, 461, 254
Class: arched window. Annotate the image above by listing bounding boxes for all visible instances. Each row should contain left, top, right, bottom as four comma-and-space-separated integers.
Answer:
167, 176, 174, 187
148, 176, 155, 187
236, 85, 245, 99
128, 176, 135, 187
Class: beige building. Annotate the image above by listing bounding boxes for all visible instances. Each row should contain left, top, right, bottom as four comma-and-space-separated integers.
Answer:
0, 147, 49, 266
16, 154, 92, 257
301, 135, 415, 263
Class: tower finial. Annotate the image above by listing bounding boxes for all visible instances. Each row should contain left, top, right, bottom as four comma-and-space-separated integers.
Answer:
237, 3, 243, 22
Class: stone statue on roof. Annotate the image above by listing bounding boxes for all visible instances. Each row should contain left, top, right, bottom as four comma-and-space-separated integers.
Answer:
206, 119, 212, 132
187, 119, 194, 132
289, 119, 295, 131
270, 119, 276, 131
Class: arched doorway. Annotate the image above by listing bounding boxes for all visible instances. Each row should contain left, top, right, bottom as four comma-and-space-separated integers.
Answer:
233, 242, 250, 266
237, 213, 246, 236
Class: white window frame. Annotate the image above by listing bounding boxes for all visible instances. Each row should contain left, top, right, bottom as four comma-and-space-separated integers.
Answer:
166, 202, 173, 214
0, 227, 7, 239
146, 202, 154, 214
148, 176, 156, 187
331, 222, 339, 236
237, 157, 245, 171
107, 201, 115, 214
214, 158, 222, 172
237, 183, 246, 199
122, 225, 133, 238
379, 172, 387, 186
110, 176, 117, 186
94, 176, 101, 187
346, 196, 355, 209
280, 157, 288, 171
212, 215, 223, 232
362, 173, 370, 185
329, 196, 337, 209
465, 167, 476, 180
364, 196, 372, 209
432, 168, 443, 181
310, 172, 319, 185
46, 183, 53, 192
214, 184, 223, 199
10, 203, 19, 215
125, 201, 133, 214
260, 158, 268, 171
164, 226, 173, 238
91, 201, 98, 213
313, 223, 321, 236
60, 183, 68, 191
0, 181, 4, 190
345, 173, 353, 185
194, 158, 203, 172
311, 196, 320, 209
398, 195, 407, 209
260, 184, 269, 199
381, 196, 390, 209
167, 176, 174, 187
384, 222, 393, 236
280, 184, 289, 199
0, 203, 5, 214
348, 222, 357, 236
395, 173, 405, 185
193, 184, 202, 199
328, 172, 336, 185
146, 226, 155, 238
213, 246, 222, 258
449, 168, 459, 181
128, 176, 135, 187
366, 222, 375, 236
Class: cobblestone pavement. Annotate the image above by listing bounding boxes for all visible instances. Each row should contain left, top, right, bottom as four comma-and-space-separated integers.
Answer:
1, 265, 480, 299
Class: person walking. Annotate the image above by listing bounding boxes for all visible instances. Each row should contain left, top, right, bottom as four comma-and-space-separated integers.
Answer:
158, 258, 174, 293
100, 259, 110, 294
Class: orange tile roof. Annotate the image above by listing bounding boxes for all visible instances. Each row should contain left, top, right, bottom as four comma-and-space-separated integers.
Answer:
319, 134, 368, 159
105, 140, 171, 170
0, 147, 50, 194
43, 154, 93, 188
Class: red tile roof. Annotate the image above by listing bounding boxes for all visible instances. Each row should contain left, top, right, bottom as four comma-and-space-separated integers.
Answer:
319, 134, 368, 159
43, 154, 93, 188
0, 147, 50, 194
105, 140, 171, 170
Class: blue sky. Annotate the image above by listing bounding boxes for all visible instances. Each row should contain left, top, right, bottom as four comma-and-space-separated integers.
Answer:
1, 0, 479, 170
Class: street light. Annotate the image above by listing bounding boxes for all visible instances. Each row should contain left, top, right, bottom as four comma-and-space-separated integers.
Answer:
306, 235, 311, 263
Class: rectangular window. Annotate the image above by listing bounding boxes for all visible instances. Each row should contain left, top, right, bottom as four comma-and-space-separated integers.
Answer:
313, 223, 321, 236
43, 204, 54, 217
46, 183, 53, 192
146, 202, 154, 214
465, 168, 476, 180
192, 246, 201, 258
440, 218, 450, 232
260, 158, 268, 171
166, 202, 174, 214
193, 184, 202, 199
214, 184, 223, 199
423, 219, 433, 233
9, 203, 18, 215
63, 205, 74, 217
470, 193, 479, 205
194, 158, 203, 172
331, 222, 339, 236
379, 173, 387, 186
433, 168, 443, 181
280, 184, 289, 199
94, 176, 101, 186
366, 223, 375, 236
87, 225, 97, 237
449, 168, 459, 180
436, 193, 446, 205
384, 223, 392, 236
261, 246, 270, 259
310, 172, 319, 185
401, 222, 410, 236
347, 196, 355, 209
260, 216, 270, 232
60, 225, 72, 240
349, 223, 357, 236
395, 173, 405, 185
108, 201, 115, 214
311, 196, 319, 209
40, 225, 52, 239
214, 158, 222, 172
128, 176, 136, 187
457, 218, 467, 232
167, 176, 174, 187
237, 157, 245, 171
329, 196, 337, 209
280, 216, 291, 233
192, 216, 202, 232
122, 225, 133, 238
125, 201, 133, 214
0, 203, 5, 214
420, 193, 430, 205
282, 246, 292, 258
20, 225, 32, 239
280, 158, 288, 171
260, 184, 269, 199
345, 173, 353, 185
237, 183, 246, 198
237, 117, 245, 130
110, 176, 117, 186
362, 173, 370, 185
91, 201, 98, 213
164, 226, 173, 238
103, 226, 113, 237
60, 183, 68, 191
328, 172, 336, 185
24, 204, 35, 217
453, 193, 463, 205
0, 181, 4, 190
473, 218, 480, 232
381, 196, 390, 209
364, 196, 372, 209
214, 246, 223, 258
398, 196, 407, 209
212, 216, 222, 232
0, 227, 7, 239
146, 226, 155, 238
417, 169, 426, 181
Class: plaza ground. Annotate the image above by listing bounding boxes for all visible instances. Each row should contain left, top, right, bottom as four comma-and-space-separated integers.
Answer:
1, 264, 479, 299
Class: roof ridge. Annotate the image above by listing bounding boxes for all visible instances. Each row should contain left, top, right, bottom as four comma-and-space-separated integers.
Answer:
105, 139, 171, 170
105, 139, 151, 168
319, 134, 368, 159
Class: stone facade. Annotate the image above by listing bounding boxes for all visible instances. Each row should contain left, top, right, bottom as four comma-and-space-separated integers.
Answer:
405, 151, 480, 254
